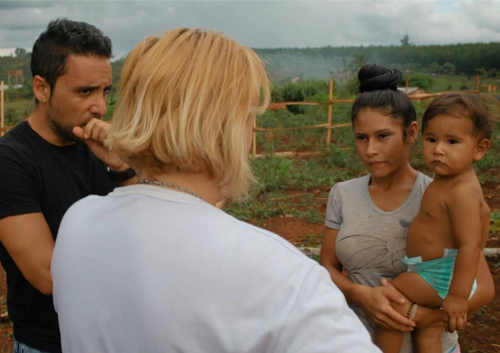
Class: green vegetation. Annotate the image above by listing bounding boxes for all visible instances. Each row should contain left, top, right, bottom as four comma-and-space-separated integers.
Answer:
225, 191, 325, 225
0, 50, 30, 85
224, 79, 500, 226
408, 73, 436, 91
3, 98, 32, 125
272, 79, 329, 114
257, 42, 500, 81
491, 212, 500, 235
2, 41, 500, 93
2, 51, 499, 228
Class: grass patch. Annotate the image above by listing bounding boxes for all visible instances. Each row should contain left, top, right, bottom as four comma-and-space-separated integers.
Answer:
3, 99, 33, 125
430, 74, 500, 92
225, 191, 325, 225
491, 212, 500, 235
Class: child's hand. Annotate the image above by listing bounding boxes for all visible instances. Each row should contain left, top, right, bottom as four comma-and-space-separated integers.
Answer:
442, 294, 468, 332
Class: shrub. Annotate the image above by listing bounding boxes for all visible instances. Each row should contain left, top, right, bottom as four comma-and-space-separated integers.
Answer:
487, 69, 497, 78
274, 80, 329, 114
442, 62, 455, 75
409, 74, 436, 91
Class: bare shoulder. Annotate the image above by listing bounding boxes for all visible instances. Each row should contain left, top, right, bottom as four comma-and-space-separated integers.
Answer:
446, 177, 484, 206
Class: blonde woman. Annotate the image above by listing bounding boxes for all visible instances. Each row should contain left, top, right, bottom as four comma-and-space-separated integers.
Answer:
51, 29, 380, 353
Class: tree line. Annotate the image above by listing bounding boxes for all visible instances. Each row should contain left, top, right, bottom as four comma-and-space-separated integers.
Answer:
1, 41, 499, 86
255, 42, 500, 81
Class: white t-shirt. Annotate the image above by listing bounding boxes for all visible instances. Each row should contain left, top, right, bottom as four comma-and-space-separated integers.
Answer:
52, 184, 380, 353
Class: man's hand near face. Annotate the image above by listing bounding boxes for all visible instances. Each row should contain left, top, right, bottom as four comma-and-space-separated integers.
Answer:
73, 119, 128, 171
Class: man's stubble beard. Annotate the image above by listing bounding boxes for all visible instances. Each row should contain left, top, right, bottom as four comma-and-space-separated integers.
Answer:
46, 99, 80, 144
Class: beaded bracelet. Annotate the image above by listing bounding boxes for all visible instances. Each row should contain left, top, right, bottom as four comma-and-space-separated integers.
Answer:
405, 303, 414, 319
406, 303, 418, 320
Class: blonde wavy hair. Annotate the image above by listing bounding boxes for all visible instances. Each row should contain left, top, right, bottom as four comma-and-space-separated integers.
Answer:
107, 28, 270, 199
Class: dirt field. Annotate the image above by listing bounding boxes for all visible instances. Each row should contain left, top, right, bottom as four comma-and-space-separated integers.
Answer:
0, 183, 498, 352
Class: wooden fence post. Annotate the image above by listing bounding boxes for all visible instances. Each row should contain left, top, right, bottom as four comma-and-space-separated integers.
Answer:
1, 81, 4, 137
326, 74, 334, 145
405, 74, 410, 92
475, 74, 480, 92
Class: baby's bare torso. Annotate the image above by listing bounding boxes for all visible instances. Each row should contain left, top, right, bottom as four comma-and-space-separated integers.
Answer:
406, 171, 489, 260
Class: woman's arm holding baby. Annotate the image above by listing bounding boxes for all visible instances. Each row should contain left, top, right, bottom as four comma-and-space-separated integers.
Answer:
382, 253, 494, 329
320, 228, 415, 332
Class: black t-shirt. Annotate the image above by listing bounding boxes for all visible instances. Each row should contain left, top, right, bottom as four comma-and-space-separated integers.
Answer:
0, 121, 117, 352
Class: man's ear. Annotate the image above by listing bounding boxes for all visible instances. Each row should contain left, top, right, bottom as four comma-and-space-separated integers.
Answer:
474, 138, 490, 161
33, 75, 50, 103
406, 121, 419, 145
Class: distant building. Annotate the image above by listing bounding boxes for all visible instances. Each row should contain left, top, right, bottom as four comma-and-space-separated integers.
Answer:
397, 87, 428, 96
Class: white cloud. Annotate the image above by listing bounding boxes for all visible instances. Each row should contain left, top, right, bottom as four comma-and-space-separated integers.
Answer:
0, 0, 499, 56
462, 0, 500, 33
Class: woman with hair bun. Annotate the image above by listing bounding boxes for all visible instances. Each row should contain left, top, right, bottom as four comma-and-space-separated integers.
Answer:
320, 64, 494, 353
51, 29, 381, 353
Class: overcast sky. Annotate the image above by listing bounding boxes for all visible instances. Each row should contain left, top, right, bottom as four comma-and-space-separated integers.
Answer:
1, 0, 500, 59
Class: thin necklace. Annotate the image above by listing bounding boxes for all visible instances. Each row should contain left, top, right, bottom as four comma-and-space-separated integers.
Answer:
136, 179, 204, 202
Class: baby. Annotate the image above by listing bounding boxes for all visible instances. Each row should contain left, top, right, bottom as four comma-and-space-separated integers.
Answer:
376, 93, 493, 353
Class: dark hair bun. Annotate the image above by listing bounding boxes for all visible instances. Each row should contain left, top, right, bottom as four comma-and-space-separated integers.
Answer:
358, 64, 402, 93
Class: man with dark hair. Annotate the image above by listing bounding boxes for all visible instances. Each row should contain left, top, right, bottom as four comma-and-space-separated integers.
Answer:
0, 19, 135, 353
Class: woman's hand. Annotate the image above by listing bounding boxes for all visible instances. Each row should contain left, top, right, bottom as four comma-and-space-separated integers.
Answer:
357, 280, 416, 332
382, 278, 444, 329
321, 228, 415, 332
